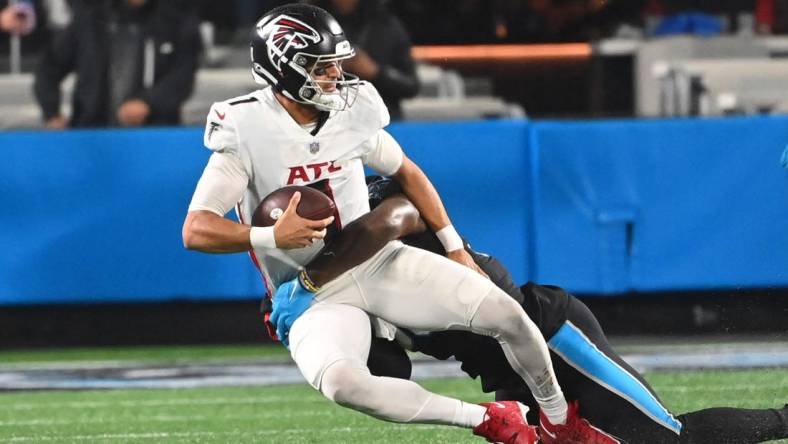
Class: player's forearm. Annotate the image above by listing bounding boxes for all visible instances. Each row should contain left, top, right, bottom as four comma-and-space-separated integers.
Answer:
307, 195, 426, 286
391, 157, 451, 233
182, 210, 252, 253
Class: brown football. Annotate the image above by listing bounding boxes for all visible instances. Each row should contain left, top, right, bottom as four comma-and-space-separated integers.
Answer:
252, 185, 336, 227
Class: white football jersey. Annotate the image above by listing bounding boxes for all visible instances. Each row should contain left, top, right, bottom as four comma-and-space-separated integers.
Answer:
201, 83, 401, 294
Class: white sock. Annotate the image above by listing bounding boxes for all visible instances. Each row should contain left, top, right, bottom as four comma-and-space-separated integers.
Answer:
411, 396, 487, 428
455, 401, 488, 428
538, 393, 568, 425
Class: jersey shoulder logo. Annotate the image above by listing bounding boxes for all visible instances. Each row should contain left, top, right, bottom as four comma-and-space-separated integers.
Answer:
207, 122, 221, 141
259, 14, 321, 72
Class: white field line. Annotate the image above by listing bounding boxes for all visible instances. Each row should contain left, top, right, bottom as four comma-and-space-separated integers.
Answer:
0, 358, 288, 371
3, 424, 451, 442
0, 411, 335, 427
3, 395, 313, 410
0, 415, 208, 427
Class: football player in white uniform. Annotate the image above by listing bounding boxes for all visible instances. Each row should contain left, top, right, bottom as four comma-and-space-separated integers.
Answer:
183, 4, 602, 443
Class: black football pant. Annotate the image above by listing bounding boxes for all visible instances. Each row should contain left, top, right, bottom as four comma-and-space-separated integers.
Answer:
498, 289, 788, 443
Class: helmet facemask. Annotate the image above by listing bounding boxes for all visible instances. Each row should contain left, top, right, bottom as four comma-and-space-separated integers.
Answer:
292, 53, 360, 112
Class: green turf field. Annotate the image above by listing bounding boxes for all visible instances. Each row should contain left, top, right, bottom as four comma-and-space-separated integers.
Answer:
1, 346, 787, 443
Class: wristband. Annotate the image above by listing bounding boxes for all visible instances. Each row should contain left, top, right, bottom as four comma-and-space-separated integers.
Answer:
435, 224, 463, 252
250, 226, 277, 249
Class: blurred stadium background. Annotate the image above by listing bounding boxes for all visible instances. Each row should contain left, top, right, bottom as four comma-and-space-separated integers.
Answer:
1, 0, 787, 442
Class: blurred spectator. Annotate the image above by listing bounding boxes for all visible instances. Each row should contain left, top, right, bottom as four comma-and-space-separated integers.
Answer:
756, 0, 788, 33
0, 0, 36, 36
33, 0, 202, 128
0, 1, 78, 49
40, 0, 72, 32
311, 0, 419, 120
0, 0, 46, 68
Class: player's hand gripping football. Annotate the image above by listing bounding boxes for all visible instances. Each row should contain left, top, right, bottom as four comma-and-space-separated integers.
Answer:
273, 192, 334, 249
447, 249, 489, 279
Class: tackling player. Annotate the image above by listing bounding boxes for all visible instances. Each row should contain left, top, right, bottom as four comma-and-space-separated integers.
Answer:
183, 4, 607, 443
271, 176, 788, 444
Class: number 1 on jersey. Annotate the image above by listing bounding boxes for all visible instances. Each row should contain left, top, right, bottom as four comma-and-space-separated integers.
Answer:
307, 179, 342, 240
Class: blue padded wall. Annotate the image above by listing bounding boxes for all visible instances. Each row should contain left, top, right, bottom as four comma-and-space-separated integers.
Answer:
2, 116, 787, 305
0, 128, 260, 304
530, 116, 788, 293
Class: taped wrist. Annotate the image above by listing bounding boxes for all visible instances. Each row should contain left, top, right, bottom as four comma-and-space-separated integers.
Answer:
435, 225, 463, 252
250, 226, 276, 249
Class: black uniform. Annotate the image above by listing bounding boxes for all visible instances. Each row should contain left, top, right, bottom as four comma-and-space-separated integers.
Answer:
364, 176, 788, 444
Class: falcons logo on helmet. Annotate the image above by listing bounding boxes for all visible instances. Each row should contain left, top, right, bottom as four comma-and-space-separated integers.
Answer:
259, 15, 322, 72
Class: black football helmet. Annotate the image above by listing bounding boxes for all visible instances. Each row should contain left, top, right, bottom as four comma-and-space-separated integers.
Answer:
250, 4, 360, 111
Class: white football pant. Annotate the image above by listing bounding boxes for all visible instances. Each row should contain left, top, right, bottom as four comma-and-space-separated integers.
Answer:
288, 241, 566, 425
